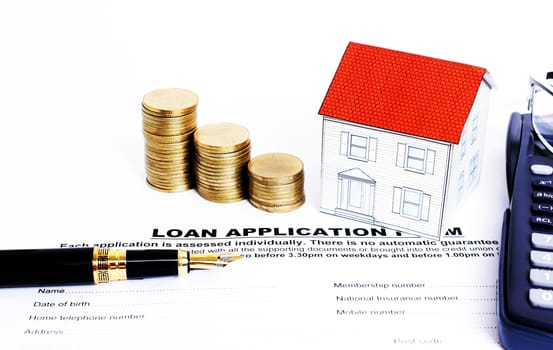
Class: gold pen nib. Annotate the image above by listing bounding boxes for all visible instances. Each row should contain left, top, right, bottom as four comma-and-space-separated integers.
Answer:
190, 252, 243, 270
178, 250, 243, 274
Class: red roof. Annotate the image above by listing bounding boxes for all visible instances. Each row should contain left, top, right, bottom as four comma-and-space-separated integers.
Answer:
319, 42, 489, 144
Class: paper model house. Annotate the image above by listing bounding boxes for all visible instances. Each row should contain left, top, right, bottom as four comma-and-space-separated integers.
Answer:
317, 42, 495, 239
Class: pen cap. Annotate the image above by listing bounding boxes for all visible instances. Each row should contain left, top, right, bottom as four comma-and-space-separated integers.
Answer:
0, 248, 95, 287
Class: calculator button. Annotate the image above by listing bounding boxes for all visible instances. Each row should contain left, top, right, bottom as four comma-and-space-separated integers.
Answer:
533, 191, 553, 201
534, 179, 553, 189
532, 216, 553, 227
530, 269, 553, 288
529, 289, 553, 309
531, 250, 553, 268
532, 233, 553, 250
531, 164, 553, 176
533, 204, 553, 214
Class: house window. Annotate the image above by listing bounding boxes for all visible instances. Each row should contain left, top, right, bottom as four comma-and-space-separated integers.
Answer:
469, 152, 479, 184
396, 143, 435, 174
459, 131, 467, 160
471, 113, 479, 144
458, 171, 465, 194
403, 189, 422, 218
340, 132, 377, 162
406, 146, 425, 172
392, 187, 431, 221
350, 135, 368, 160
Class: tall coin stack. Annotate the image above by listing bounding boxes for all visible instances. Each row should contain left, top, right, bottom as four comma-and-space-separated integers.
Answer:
193, 122, 251, 203
142, 88, 198, 192
247, 153, 305, 212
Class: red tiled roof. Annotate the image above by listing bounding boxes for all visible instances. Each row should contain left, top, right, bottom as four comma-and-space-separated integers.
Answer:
318, 42, 488, 144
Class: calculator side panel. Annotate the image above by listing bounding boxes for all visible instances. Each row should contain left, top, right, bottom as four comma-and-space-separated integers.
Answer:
499, 112, 553, 349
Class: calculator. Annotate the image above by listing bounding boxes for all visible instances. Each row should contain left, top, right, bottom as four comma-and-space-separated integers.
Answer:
499, 73, 553, 349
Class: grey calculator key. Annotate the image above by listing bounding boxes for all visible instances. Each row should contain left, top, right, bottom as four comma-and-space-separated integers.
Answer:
531, 250, 553, 268
532, 233, 553, 250
531, 164, 553, 176
530, 269, 553, 288
529, 289, 553, 309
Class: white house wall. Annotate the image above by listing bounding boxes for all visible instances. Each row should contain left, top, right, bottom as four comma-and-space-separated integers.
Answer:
442, 81, 492, 231
320, 118, 451, 238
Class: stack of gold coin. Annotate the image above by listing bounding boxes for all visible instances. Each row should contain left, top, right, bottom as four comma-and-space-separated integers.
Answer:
247, 153, 305, 212
193, 122, 251, 202
142, 88, 198, 192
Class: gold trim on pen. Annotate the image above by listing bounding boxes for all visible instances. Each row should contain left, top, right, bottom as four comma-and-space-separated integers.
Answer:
177, 249, 190, 276
92, 247, 127, 283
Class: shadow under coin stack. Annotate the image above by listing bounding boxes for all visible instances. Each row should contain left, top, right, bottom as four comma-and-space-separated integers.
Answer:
193, 122, 251, 203
248, 153, 305, 212
142, 88, 198, 192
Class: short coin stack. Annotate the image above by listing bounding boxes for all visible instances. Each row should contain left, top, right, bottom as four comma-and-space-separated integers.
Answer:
193, 122, 251, 203
142, 88, 198, 192
247, 153, 305, 212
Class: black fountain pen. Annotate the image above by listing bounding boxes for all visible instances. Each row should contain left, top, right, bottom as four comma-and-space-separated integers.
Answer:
0, 247, 242, 287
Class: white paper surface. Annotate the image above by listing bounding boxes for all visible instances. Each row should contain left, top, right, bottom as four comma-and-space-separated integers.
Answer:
0, 210, 506, 349
0, 0, 551, 349
1, 231, 501, 349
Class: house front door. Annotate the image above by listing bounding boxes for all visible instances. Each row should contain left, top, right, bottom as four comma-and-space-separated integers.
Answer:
336, 168, 375, 219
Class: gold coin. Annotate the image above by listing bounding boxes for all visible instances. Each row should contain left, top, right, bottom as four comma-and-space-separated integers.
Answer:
248, 191, 304, 203
249, 197, 305, 213
194, 167, 246, 180
195, 144, 251, 162
142, 88, 199, 116
248, 153, 304, 184
146, 172, 193, 183
249, 177, 304, 191
145, 138, 194, 151
194, 157, 250, 172
249, 190, 304, 203
145, 146, 193, 159
142, 113, 197, 131
142, 112, 196, 124
198, 188, 246, 199
146, 168, 189, 178
146, 179, 193, 193
194, 122, 250, 153
142, 108, 197, 121
249, 171, 304, 186
142, 108, 197, 120
196, 183, 247, 195
196, 187, 247, 203
143, 124, 191, 137
147, 176, 190, 186
195, 174, 247, 187
143, 130, 193, 144
247, 152, 305, 212
142, 88, 199, 192
147, 173, 193, 183
145, 159, 190, 170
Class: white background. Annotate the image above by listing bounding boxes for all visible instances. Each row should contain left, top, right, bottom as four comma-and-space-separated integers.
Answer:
0, 1, 550, 245
2, 2, 553, 348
